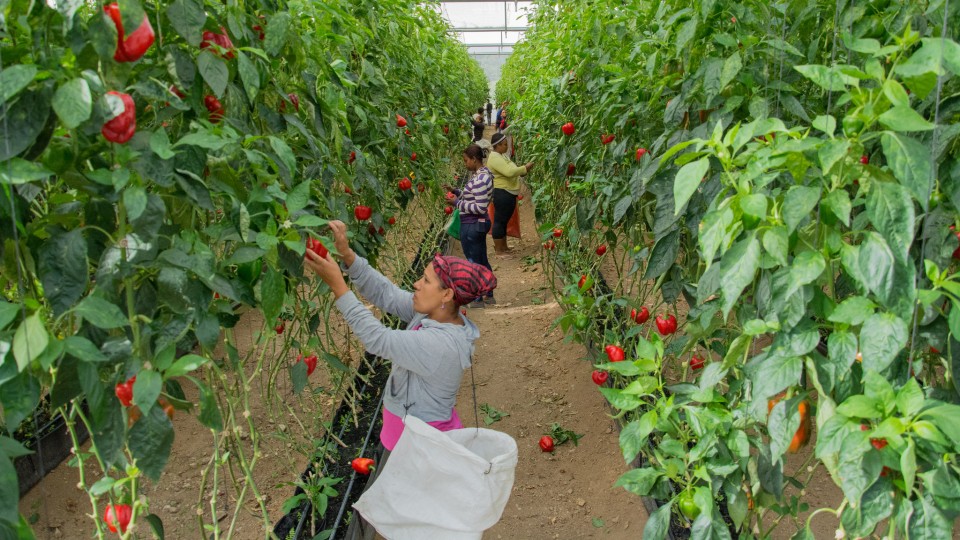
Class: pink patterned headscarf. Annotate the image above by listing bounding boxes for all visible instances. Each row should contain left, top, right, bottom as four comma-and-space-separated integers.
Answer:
431, 255, 497, 306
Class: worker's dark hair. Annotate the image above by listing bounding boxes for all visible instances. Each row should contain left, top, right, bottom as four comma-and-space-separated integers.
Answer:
463, 144, 488, 162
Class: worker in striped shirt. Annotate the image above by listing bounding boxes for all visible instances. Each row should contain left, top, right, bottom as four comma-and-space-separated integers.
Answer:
444, 144, 496, 308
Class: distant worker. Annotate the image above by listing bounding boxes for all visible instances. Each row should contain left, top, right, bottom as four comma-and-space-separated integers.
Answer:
471, 110, 484, 142
444, 144, 495, 307
487, 132, 533, 258
485, 100, 493, 126
495, 101, 508, 132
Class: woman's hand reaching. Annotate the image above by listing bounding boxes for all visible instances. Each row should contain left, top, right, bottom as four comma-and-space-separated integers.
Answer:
327, 220, 356, 268
304, 248, 350, 299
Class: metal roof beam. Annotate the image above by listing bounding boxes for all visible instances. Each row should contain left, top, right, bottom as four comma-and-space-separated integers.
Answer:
449, 26, 527, 32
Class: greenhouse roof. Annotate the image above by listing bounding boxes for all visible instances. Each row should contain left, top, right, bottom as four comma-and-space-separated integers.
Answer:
434, 1, 532, 56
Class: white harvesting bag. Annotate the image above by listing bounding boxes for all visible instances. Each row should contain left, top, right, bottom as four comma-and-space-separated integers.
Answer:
352, 415, 518, 539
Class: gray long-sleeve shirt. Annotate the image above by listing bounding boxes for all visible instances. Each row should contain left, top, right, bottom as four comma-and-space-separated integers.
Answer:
333, 256, 479, 421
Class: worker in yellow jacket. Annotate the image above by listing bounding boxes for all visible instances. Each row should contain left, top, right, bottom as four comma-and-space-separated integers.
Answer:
487, 132, 534, 257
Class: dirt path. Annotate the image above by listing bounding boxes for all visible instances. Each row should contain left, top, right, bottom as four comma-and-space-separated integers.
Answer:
448, 134, 647, 537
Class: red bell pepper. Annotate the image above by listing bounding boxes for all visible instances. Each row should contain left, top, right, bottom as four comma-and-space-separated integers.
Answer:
114, 375, 136, 407
539, 436, 554, 452
604, 345, 625, 362
204, 95, 225, 123
354, 205, 372, 221
102, 91, 136, 144
631, 306, 650, 324
351, 457, 375, 475
103, 504, 132, 534
655, 314, 678, 335
200, 27, 235, 59
104, 3, 155, 62
298, 353, 318, 376
306, 238, 328, 259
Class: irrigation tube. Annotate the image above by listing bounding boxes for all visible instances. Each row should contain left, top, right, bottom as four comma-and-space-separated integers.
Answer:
325, 381, 387, 539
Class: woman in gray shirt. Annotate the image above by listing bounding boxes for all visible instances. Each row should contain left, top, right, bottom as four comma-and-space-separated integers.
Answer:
304, 221, 497, 538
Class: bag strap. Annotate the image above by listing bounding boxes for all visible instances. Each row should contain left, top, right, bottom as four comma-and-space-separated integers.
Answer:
402, 369, 414, 418
470, 358, 480, 435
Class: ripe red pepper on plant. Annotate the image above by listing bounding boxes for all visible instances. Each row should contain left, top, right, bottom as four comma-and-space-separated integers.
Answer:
542, 240, 555, 250
354, 205, 372, 221
104, 3, 155, 63
871, 438, 888, 450
655, 313, 677, 335
604, 345, 625, 362
578, 274, 591, 292
417, 183, 425, 193
591, 370, 608, 385
636, 147, 647, 160
538, 435, 554, 452
101, 91, 136, 144
631, 306, 650, 324
200, 27, 235, 59
396, 114, 407, 127
411, 152, 417, 161
352, 457, 375, 475
552, 228, 562, 238
690, 355, 704, 371
601, 134, 615, 145
114, 375, 136, 407
388, 216, 396, 225
444, 206, 453, 215
275, 321, 285, 335
204, 95, 225, 123
103, 503, 132, 534
398, 177, 412, 191
298, 354, 318, 376
561, 122, 575, 136
281, 93, 300, 112
595, 245, 607, 256
566, 163, 576, 176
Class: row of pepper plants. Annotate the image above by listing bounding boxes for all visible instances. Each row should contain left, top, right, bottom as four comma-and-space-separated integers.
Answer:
499, 0, 960, 538
0, 0, 487, 536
